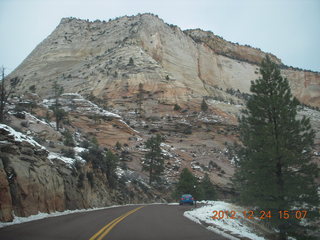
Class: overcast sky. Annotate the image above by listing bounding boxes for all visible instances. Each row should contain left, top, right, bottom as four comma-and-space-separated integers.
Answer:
0, 0, 319, 74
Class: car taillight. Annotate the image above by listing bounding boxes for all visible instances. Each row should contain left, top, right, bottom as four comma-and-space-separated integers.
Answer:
181, 198, 185, 200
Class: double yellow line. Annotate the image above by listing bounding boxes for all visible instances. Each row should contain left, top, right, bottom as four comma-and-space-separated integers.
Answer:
89, 206, 144, 240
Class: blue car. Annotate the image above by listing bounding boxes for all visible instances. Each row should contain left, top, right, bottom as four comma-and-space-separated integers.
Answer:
179, 194, 194, 205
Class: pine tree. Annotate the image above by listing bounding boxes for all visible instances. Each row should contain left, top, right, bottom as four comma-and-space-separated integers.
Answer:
200, 173, 217, 200
128, 57, 134, 66
51, 81, 65, 131
234, 56, 319, 240
201, 98, 208, 112
173, 104, 181, 111
105, 150, 119, 188
137, 83, 144, 117
142, 134, 164, 184
80, 140, 118, 188
0, 67, 13, 123
175, 168, 203, 200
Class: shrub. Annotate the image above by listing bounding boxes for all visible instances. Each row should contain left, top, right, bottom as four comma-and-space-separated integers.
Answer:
115, 141, 122, 150
173, 104, 181, 111
63, 130, 75, 147
61, 148, 75, 158
201, 98, 208, 112
183, 128, 192, 135
128, 57, 134, 66
80, 140, 90, 148
29, 85, 36, 93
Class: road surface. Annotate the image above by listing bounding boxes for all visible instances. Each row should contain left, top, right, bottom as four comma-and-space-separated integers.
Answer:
0, 204, 228, 240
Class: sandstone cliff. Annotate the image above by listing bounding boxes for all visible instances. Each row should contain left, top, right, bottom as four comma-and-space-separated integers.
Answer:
7, 13, 320, 108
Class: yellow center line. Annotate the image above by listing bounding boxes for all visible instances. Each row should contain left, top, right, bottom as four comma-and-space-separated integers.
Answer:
89, 206, 144, 240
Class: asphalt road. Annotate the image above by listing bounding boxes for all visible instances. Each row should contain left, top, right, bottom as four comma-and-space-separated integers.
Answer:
0, 204, 228, 240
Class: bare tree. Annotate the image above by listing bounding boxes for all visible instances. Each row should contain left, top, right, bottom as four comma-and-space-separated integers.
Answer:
0, 67, 13, 123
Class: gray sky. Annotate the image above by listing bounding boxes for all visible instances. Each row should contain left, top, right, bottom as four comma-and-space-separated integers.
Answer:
1, 0, 319, 74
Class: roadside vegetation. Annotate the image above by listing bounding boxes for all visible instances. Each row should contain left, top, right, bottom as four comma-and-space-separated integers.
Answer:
233, 56, 319, 240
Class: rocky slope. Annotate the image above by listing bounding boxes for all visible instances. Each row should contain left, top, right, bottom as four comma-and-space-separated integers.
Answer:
0, 95, 166, 222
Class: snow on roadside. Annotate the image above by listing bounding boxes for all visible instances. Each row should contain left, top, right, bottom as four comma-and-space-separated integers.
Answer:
0, 205, 125, 228
0, 124, 45, 150
184, 201, 265, 240
0, 203, 168, 229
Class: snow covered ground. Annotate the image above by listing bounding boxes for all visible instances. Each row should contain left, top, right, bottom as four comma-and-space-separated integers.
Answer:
0, 203, 171, 229
0, 124, 45, 150
184, 201, 266, 240
0, 204, 144, 229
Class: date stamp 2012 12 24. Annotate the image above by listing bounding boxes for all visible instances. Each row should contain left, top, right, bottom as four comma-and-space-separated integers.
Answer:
211, 210, 308, 220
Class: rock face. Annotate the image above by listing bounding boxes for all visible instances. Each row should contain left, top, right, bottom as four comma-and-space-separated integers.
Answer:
7, 13, 320, 108
0, 123, 162, 222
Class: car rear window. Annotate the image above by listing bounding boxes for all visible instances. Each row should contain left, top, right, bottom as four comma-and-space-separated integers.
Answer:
182, 194, 192, 197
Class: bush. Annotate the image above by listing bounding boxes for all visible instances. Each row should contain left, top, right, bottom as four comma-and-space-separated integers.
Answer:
80, 139, 118, 188
61, 148, 75, 158
63, 130, 75, 147
201, 98, 208, 112
173, 104, 181, 111
29, 85, 36, 93
128, 57, 134, 66
13, 111, 26, 119
115, 141, 122, 150
183, 128, 192, 135
80, 140, 90, 148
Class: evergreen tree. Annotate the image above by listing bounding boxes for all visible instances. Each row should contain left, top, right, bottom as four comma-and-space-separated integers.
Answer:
142, 134, 164, 184
137, 83, 144, 117
0, 68, 13, 123
128, 57, 134, 66
201, 98, 208, 112
52, 81, 65, 131
200, 173, 217, 200
175, 168, 203, 200
105, 150, 119, 188
63, 129, 75, 147
234, 56, 319, 240
80, 139, 118, 188
173, 104, 181, 111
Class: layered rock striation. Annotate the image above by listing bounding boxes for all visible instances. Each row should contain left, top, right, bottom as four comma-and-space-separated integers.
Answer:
7, 13, 320, 108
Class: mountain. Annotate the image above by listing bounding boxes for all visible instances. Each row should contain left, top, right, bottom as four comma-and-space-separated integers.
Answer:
7, 13, 320, 108
1, 13, 319, 222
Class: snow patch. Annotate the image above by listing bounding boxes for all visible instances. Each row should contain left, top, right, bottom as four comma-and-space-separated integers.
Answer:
48, 152, 75, 165
184, 201, 265, 240
0, 124, 46, 150
0, 204, 140, 228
